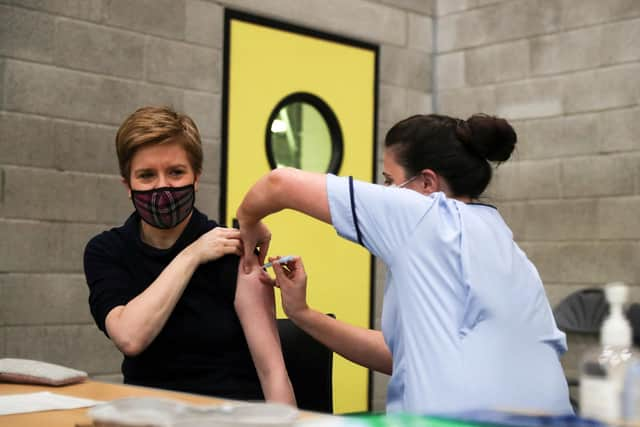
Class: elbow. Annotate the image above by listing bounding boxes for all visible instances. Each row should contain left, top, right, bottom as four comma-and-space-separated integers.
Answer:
119, 343, 144, 357
372, 362, 392, 376
105, 308, 150, 357
237, 168, 291, 220
266, 167, 292, 194
112, 334, 146, 357
381, 356, 393, 376
380, 351, 393, 375
370, 348, 393, 375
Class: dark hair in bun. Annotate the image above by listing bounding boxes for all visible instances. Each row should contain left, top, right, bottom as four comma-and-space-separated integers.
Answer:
456, 114, 517, 162
384, 113, 517, 199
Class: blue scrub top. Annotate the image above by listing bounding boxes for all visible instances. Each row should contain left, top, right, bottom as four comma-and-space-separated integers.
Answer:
326, 174, 573, 415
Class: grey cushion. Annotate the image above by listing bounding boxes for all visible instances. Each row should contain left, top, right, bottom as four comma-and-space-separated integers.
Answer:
0, 358, 87, 386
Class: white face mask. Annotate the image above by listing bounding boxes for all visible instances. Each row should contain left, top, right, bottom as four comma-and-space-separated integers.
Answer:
390, 175, 418, 188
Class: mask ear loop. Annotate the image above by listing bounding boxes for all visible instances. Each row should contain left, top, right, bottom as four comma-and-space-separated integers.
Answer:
393, 175, 418, 188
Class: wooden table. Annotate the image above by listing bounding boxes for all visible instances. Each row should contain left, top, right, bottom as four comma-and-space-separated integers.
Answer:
0, 380, 317, 427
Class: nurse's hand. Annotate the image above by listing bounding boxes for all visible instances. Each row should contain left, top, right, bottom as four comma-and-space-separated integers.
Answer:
239, 220, 271, 272
271, 256, 309, 320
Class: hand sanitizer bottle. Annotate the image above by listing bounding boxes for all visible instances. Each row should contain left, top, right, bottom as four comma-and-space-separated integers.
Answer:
579, 282, 637, 424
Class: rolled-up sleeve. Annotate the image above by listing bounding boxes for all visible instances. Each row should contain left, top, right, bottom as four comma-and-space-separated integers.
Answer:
84, 236, 137, 336
326, 174, 436, 264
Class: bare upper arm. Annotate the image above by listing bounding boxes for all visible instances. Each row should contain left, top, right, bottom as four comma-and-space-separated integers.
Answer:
270, 168, 331, 224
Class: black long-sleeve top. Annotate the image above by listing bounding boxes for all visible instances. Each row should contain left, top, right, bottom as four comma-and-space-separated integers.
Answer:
83, 208, 262, 400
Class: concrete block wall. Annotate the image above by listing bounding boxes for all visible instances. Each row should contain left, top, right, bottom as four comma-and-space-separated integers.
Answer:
0, 0, 434, 412
0, 0, 232, 384
435, 0, 640, 395
3, 0, 638, 414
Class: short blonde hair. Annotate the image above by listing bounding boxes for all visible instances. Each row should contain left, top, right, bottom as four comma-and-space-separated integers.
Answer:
115, 106, 203, 181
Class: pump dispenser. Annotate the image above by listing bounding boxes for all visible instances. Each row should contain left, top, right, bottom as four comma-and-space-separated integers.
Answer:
601, 283, 632, 349
579, 282, 636, 423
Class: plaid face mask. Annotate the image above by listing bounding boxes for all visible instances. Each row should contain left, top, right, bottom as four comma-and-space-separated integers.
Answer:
131, 184, 195, 230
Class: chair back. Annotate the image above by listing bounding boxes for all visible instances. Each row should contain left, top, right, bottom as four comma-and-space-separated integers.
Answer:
277, 315, 334, 413
553, 288, 607, 334
552, 288, 608, 413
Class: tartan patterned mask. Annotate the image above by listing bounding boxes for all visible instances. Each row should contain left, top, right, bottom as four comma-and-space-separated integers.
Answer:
131, 184, 195, 230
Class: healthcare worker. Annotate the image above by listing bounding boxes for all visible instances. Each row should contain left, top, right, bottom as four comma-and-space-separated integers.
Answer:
237, 113, 572, 415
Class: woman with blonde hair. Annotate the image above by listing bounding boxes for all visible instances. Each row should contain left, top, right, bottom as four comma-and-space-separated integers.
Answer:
84, 106, 294, 404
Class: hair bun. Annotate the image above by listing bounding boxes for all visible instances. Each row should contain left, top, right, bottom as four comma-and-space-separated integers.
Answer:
458, 114, 517, 162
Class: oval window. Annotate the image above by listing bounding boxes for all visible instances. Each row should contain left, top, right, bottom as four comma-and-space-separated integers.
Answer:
266, 92, 343, 174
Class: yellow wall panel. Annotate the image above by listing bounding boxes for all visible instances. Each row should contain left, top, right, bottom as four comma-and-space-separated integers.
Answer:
223, 12, 377, 413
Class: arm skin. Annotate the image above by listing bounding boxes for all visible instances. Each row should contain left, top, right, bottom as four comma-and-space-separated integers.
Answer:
236, 168, 330, 271
291, 307, 392, 375
237, 168, 392, 374
234, 263, 296, 404
272, 256, 392, 376
105, 227, 242, 357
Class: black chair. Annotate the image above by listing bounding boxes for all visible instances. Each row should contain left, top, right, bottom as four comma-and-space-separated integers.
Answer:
552, 288, 608, 412
553, 288, 640, 413
277, 315, 334, 413
553, 288, 608, 335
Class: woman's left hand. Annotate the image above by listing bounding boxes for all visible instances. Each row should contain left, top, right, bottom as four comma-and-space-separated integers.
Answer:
189, 227, 243, 265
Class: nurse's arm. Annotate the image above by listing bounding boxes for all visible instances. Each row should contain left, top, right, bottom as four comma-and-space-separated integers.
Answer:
237, 168, 330, 264
273, 257, 392, 375
293, 308, 392, 375
238, 167, 330, 223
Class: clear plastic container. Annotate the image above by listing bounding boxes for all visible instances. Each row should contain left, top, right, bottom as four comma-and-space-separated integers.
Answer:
580, 345, 636, 422
579, 282, 638, 424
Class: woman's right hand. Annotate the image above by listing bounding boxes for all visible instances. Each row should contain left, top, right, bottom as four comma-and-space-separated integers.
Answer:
238, 220, 272, 272
271, 256, 309, 320
189, 227, 243, 264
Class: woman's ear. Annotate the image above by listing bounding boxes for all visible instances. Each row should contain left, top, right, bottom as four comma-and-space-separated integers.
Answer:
194, 174, 201, 192
121, 177, 132, 199
419, 169, 440, 195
